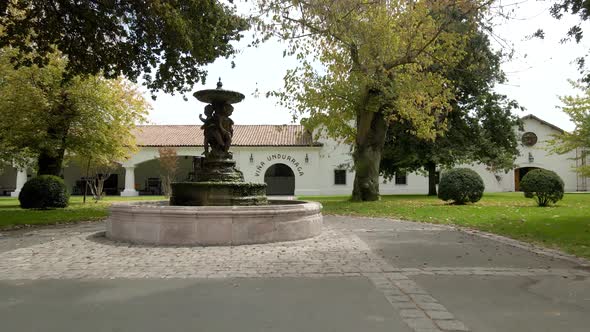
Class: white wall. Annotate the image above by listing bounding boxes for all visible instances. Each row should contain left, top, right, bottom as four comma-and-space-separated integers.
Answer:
0, 167, 17, 193
123, 146, 323, 196
123, 146, 203, 167
512, 118, 578, 192
121, 144, 432, 196
235, 147, 322, 196
303, 116, 583, 195
304, 135, 431, 196
0, 116, 585, 196
452, 117, 580, 193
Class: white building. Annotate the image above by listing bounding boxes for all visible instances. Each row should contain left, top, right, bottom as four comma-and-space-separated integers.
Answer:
1, 114, 587, 197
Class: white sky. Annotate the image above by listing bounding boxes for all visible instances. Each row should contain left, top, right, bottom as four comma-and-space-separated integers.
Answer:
145, 0, 590, 132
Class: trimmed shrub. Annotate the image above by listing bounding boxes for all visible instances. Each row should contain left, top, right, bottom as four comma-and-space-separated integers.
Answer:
519, 169, 564, 207
18, 175, 70, 209
438, 168, 485, 204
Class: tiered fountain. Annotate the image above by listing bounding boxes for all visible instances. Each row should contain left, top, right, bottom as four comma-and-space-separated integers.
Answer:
170, 80, 267, 206
106, 80, 322, 246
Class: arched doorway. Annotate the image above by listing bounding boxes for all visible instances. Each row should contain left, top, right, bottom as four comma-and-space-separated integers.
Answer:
264, 163, 295, 195
514, 167, 540, 191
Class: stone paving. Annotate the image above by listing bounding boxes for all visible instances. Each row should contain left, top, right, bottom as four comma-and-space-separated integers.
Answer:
1, 216, 589, 332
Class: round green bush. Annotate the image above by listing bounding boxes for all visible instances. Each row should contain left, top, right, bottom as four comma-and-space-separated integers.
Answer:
18, 175, 70, 209
519, 169, 564, 207
438, 168, 485, 204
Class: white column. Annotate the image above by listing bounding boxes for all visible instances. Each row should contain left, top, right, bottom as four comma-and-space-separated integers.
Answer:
10, 169, 28, 198
121, 166, 139, 196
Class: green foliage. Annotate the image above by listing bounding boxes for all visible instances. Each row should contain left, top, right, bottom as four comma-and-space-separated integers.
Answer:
519, 169, 565, 207
0, 48, 148, 174
548, 80, 590, 177
256, 0, 492, 200
381, 27, 522, 192
0, 0, 248, 94
258, 1, 488, 141
438, 168, 484, 204
18, 175, 69, 209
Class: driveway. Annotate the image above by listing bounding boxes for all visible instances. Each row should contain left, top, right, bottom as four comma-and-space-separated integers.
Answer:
0, 216, 588, 332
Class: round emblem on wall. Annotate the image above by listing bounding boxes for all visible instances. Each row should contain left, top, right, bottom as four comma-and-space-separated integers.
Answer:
521, 132, 538, 146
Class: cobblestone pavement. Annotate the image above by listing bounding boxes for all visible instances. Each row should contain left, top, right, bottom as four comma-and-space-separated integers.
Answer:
1, 216, 588, 332
0, 222, 102, 253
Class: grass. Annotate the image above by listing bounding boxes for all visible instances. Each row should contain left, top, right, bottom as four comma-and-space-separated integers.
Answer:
300, 193, 590, 260
0, 196, 165, 229
2, 192, 589, 260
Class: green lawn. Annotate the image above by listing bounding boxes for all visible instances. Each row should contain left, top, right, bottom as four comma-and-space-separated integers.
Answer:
0, 196, 165, 228
2, 192, 589, 260
300, 193, 590, 260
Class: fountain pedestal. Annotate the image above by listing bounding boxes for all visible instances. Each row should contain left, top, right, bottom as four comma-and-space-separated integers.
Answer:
195, 158, 245, 182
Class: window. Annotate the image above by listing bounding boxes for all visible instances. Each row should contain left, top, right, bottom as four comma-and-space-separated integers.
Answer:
521, 132, 538, 147
395, 172, 407, 185
334, 169, 346, 185
435, 171, 440, 185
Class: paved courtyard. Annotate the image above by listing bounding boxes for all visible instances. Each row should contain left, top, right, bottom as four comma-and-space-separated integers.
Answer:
0, 215, 589, 331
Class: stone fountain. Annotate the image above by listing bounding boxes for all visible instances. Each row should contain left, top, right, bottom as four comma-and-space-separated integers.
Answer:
106, 80, 322, 246
170, 79, 267, 206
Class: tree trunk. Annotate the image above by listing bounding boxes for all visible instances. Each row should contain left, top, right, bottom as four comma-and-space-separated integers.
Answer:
426, 161, 437, 196
90, 174, 110, 201
352, 109, 388, 201
37, 92, 73, 176
37, 127, 67, 176
37, 149, 65, 176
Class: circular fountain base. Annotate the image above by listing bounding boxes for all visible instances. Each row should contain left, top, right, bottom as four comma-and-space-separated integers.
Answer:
106, 200, 322, 246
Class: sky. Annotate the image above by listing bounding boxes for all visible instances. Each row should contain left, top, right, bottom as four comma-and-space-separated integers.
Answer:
144, 0, 590, 132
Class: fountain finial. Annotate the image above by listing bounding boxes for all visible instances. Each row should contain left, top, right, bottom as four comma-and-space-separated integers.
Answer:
217, 77, 223, 89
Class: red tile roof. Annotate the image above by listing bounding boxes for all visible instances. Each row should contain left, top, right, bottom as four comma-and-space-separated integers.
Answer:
134, 125, 321, 147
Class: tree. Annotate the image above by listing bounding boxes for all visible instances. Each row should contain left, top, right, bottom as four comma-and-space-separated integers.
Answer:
549, 80, 590, 177
0, 0, 249, 94
520, 169, 565, 207
0, 141, 34, 174
0, 48, 148, 176
438, 168, 485, 204
257, 0, 492, 200
159, 147, 179, 197
77, 157, 119, 202
381, 29, 521, 195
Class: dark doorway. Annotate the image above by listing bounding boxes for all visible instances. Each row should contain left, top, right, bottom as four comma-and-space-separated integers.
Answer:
103, 174, 119, 195
74, 174, 119, 195
514, 167, 540, 191
264, 163, 295, 195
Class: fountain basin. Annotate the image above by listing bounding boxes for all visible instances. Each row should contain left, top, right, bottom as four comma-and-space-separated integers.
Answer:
106, 200, 322, 246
